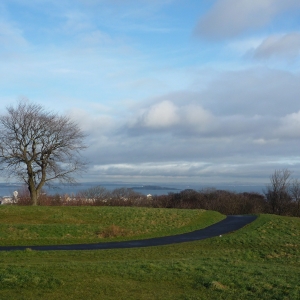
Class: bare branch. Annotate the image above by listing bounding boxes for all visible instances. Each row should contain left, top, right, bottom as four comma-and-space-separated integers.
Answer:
0, 100, 87, 205
265, 169, 292, 215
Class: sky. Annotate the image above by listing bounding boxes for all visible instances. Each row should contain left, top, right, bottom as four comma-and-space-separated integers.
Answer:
1, 0, 300, 188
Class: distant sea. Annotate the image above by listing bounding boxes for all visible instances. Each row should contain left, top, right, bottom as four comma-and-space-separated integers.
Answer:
0, 182, 266, 197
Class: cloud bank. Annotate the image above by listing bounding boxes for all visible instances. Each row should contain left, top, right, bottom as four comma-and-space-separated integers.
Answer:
1, 0, 300, 187
194, 0, 300, 40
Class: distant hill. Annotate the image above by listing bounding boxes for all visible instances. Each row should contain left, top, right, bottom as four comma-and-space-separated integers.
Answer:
130, 185, 180, 191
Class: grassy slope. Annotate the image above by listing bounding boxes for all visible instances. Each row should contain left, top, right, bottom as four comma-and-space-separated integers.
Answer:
0, 206, 224, 246
0, 211, 299, 299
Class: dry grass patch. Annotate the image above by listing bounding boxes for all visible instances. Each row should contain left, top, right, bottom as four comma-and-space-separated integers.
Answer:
211, 281, 227, 290
97, 225, 130, 238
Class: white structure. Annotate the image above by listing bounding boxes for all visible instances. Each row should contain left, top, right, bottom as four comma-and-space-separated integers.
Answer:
0, 191, 18, 205
13, 191, 18, 200
0, 196, 14, 205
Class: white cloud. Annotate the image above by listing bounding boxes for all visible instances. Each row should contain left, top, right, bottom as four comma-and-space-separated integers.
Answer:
67, 107, 115, 135
199, 68, 300, 117
131, 100, 179, 129
252, 32, 300, 60
278, 111, 300, 138
182, 105, 215, 132
124, 67, 300, 141
86, 159, 299, 186
194, 0, 300, 40
92, 161, 212, 178
252, 138, 278, 145
127, 99, 218, 134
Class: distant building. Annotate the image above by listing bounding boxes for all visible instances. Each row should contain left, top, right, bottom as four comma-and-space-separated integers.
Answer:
0, 191, 18, 205
0, 196, 14, 205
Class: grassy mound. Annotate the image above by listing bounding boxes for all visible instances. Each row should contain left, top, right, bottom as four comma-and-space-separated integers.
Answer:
0, 206, 224, 246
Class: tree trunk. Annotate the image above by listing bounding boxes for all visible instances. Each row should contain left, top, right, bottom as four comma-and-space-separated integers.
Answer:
31, 189, 38, 206
27, 163, 42, 206
28, 175, 39, 206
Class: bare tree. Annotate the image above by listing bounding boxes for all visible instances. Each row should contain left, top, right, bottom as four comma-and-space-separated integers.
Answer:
264, 169, 292, 215
290, 179, 300, 217
77, 185, 110, 204
0, 101, 87, 205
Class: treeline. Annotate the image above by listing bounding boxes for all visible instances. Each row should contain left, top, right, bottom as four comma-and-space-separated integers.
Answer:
15, 184, 300, 217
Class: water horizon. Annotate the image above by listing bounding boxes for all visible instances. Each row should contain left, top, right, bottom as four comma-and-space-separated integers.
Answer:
0, 181, 267, 197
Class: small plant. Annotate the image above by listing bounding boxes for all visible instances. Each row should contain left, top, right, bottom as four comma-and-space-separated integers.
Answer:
97, 225, 128, 238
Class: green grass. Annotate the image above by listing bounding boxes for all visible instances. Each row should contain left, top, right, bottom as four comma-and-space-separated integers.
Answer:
0, 206, 224, 246
0, 209, 299, 300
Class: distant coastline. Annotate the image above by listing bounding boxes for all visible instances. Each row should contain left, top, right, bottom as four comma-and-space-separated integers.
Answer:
130, 185, 180, 191
0, 182, 266, 197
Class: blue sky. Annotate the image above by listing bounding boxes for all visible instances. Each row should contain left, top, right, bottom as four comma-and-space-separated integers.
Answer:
1, 0, 300, 186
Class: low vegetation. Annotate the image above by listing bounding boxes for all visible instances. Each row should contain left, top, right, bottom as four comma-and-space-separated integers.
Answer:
0, 213, 299, 299
13, 184, 299, 217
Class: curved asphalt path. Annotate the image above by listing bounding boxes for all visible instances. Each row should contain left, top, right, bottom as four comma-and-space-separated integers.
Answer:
0, 215, 257, 252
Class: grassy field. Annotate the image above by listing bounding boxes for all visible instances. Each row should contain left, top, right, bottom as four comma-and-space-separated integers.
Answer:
0, 207, 299, 300
0, 206, 224, 246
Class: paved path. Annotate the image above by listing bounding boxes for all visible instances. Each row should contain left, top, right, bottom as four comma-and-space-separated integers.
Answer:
0, 215, 257, 252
